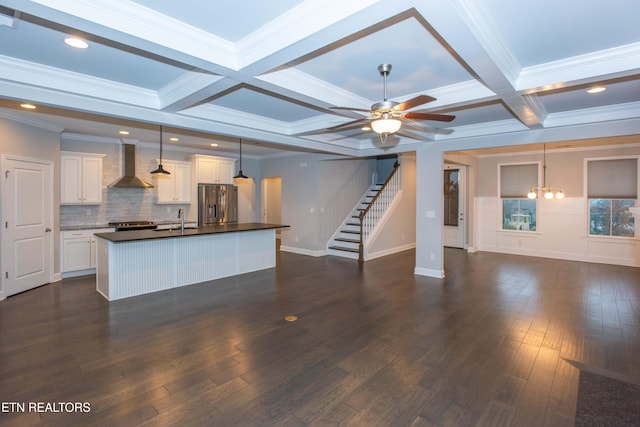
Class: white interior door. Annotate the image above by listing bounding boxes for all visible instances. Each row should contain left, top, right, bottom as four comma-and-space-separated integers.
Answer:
2, 156, 53, 297
443, 165, 466, 248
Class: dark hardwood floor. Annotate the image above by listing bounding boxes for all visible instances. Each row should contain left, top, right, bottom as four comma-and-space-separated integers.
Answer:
1, 248, 639, 426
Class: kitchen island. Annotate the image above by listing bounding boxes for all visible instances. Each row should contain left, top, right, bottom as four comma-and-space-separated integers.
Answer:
94, 223, 288, 301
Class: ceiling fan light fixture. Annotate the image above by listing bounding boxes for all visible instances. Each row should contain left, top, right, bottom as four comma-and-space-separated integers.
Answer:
371, 117, 401, 134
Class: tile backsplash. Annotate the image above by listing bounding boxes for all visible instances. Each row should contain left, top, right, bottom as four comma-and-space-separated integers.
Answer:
60, 187, 190, 227
60, 140, 193, 228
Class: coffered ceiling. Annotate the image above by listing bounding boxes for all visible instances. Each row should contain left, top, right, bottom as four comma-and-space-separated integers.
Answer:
0, 0, 638, 157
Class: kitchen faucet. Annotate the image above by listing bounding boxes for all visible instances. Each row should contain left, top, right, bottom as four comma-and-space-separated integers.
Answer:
178, 208, 184, 232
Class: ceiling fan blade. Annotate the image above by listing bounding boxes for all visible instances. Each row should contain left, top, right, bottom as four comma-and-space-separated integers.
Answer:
403, 119, 455, 135
327, 122, 371, 133
403, 112, 455, 122
329, 106, 373, 113
394, 95, 436, 111
395, 129, 434, 141
326, 117, 369, 131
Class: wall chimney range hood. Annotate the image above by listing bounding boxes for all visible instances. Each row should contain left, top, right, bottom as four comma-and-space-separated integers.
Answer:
109, 143, 153, 188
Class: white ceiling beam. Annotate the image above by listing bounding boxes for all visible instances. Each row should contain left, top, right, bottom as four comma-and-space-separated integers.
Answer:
413, 1, 545, 128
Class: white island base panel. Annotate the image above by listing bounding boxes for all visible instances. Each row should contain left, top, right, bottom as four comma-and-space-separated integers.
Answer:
96, 229, 275, 301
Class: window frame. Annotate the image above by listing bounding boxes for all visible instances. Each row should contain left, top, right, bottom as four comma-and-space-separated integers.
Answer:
498, 161, 540, 232
584, 156, 639, 239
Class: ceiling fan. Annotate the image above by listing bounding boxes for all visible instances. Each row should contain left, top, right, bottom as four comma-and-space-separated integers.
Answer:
328, 64, 455, 141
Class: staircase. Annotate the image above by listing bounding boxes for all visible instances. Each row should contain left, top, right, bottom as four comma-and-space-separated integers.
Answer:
328, 184, 383, 259
328, 162, 401, 261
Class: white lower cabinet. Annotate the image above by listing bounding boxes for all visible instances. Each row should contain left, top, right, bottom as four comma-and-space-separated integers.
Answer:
61, 229, 113, 277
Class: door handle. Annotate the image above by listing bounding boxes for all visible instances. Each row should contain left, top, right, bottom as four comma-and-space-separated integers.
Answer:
459, 213, 464, 222
45, 227, 52, 232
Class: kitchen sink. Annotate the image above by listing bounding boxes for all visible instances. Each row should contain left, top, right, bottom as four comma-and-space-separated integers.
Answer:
154, 227, 198, 231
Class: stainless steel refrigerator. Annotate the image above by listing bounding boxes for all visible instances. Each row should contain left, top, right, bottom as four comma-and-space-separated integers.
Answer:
197, 184, 238, 226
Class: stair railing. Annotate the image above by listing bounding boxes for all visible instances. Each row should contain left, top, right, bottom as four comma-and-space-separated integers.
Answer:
358, 162, 401, 261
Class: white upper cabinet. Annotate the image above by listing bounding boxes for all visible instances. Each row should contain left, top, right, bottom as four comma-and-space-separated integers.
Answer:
61, 152, 104, 205
153, 160, 192, 204
191, 155, 236, 184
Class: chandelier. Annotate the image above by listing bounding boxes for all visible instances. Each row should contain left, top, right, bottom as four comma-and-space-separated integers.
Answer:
527, 144, 564, 200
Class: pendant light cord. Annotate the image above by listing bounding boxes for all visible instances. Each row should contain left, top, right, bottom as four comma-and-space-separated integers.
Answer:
159, 125, 164, 164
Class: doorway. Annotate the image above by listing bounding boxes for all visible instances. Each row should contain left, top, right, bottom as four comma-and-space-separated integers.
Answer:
443, 165, 466, 248
1, 155, 54, 298
262, 177, 282, 235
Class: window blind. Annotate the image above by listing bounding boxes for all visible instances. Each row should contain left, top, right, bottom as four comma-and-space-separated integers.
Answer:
500, 164, 538, 198
588, 158, 638, 199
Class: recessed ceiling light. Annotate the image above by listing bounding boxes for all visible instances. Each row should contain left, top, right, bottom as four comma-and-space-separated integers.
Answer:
64, 37, 89, 49
118, 130, 130, 135
169, 137, 179, 142
20, 103, 37, 110
586, 86, 606, 94
210, 143, 218, 147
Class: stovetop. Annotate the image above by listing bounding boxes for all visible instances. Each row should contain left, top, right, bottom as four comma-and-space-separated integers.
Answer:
108, 220, 157, 231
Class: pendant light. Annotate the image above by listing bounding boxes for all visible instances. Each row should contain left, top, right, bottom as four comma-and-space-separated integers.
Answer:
150, 125, 170, 175
233, 138, 248, 179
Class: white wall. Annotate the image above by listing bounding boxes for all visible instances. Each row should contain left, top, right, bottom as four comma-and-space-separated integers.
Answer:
234, 157, 261, 223
476, 144, 640, 267
261, 153, 376, 255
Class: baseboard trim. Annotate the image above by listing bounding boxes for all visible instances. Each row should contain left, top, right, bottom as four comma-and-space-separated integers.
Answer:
279, 245, 327, 257
414, 267, 445, 278
366, 243, 415, 260
61, 269, 96, 279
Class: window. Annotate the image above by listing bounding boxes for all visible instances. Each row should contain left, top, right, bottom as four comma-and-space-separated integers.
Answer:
500, 164, 538, 231
587, 158, 637, 237
444, 169, 459, 226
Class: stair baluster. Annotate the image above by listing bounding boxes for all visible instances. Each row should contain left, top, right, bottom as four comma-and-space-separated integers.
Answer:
358, 162, 401, 261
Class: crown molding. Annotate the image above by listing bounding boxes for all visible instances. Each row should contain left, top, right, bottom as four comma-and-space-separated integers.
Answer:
545, 101, 640, 128
157, 71, 224, 110
0, 54, 159, 108
518, 42, 640, 92
61, 132, 120, 144
0, 109, 64, 133
236, 0, 383, 68
25, 0, 237, 70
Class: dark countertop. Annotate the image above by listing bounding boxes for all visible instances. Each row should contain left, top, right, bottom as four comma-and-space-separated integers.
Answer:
60, 220, 196, 232
61, 224, 113, 231
94, 223, 289, 243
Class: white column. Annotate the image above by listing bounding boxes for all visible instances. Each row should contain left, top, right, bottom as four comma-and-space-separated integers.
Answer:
415, 144, 445, 278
